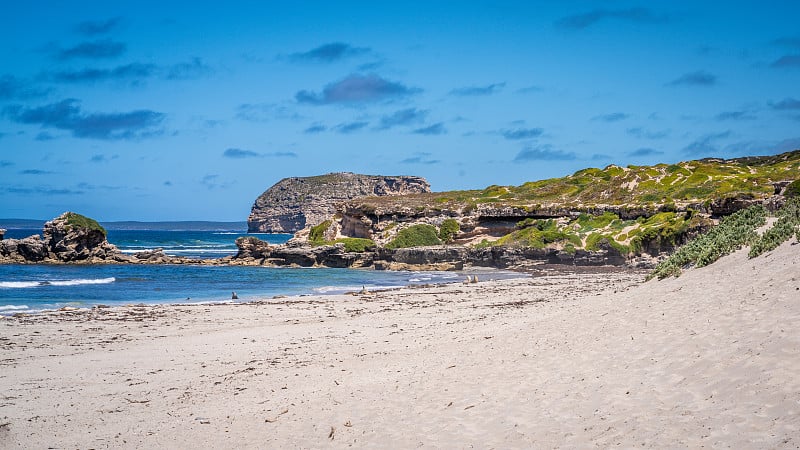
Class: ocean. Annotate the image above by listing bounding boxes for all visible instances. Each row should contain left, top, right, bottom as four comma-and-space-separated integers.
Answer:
0, 228, 520, 314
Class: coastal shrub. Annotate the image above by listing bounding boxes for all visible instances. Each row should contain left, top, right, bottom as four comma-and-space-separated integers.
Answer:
438, 219, 460, 243
385, 224, 442, 249
575, 212, 619, 232
649, 205, 767, 279
64, 212, 107, 237
309, 220, 332, 245
334, 238, 375, 253
495, 223, 579, 249
748, 198, 800, 258
785, 180, 800, 198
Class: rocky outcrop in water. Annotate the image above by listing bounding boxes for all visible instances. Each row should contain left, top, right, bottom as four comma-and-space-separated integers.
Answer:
0, 212, 122, 263
247, 172, 431, 233
0, 212, 202, 265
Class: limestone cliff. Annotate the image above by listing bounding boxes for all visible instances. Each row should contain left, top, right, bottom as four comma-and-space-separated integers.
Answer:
247, 173, 431, 233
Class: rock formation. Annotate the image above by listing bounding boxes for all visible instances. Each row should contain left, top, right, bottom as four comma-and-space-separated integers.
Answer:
0, 212, 121, 263
247, 173, 431, 233
0, 212, 200, 265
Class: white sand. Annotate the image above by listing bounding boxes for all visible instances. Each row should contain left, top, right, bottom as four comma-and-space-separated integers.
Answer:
1, 240, 798, 448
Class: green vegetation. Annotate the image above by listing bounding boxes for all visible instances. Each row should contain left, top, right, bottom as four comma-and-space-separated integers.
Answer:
495, 218, 581, 249
64, 212, 107, 237
749, 198, 800, 258
649, 205, 767, 279
350, 150, 800, 215
307, 220, 375, 252
784, 180, 800, 198
309, 220, 332, 245
333, 237, 376, 252
438, 219, 460, 243
385, 224, 442, 249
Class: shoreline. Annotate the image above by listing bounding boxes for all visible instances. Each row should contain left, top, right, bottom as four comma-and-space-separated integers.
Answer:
0, 241, 797, 447
0, 264, 534, 316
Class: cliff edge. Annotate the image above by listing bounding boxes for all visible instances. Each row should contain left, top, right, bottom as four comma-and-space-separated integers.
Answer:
247, 173, 430, 233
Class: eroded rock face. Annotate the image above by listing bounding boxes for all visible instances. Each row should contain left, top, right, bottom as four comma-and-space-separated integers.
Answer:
247, 173, 431, 233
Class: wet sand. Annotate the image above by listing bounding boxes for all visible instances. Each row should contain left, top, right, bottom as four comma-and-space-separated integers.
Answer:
1, 240, 798, 448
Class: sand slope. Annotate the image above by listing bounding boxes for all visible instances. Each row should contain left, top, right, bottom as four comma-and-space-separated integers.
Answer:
1, 240, 798, 448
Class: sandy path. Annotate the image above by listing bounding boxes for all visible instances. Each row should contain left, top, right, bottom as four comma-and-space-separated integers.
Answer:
0, 241, 798, 448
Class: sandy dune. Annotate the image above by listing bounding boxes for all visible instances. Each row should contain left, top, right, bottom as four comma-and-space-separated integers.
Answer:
1, 240, 798, 448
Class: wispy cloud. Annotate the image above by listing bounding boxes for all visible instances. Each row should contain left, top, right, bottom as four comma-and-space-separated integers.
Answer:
516, 85, 543, 94
412, 123, 446, 135
770, 54, 800, 68
19, 169, 55, 175
769, 98, 800, 110
592, 112, 629, 122
556, 8, 668, 29
682, 131, 732, 155
50, 39, 126, 60
0, 160, 13, 167
666, 71, 717, 87
286, 42, 370, 63
4, 99, 165, 140
303, 124, 327, 134
223, 148, 297, 158
200, 174, 234, 190
223, 148, 260, 159
166, 57, 213, 80
90, 154, 118, 163
401, 152, 440, 164
296, 74, 420, 105
0, 185, 84, 195
0, 74, 50, 100
335, 121, 369, 133
235, 103, 303, 122
627, 147, 663, 157
449, 82, 505, 96
514, 145, 576, 161
501, 128, 543, 140
75, 17, 122, 36
715, 110, 757, 121
42, 63, 157, 84
626, 127, 670, 139
378, 108, 428, 129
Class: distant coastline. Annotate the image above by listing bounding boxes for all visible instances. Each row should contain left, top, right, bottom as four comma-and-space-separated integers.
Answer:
0, 219, 248, 232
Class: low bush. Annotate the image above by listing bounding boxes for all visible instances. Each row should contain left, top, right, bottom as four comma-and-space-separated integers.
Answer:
385, 224, 442, 249
64, 212, 107, 237
334, 238, 375, 253
438, 219, 460, 243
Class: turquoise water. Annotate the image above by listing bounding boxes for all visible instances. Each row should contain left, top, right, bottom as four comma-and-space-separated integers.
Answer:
0, 230, 521, 314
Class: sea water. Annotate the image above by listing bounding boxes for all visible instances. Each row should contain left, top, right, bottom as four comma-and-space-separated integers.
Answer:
0, 229, 520, 314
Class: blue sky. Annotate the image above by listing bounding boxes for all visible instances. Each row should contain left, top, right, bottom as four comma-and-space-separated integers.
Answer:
1, 1, 799, 221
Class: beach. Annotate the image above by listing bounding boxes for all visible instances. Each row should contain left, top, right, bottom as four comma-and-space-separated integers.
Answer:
1, 240, 798, 448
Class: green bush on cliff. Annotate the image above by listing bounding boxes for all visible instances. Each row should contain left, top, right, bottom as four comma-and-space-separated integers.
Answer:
333, 238, 375, 252
385, 224, 442, 249
64, 212, 107, 237
784, 180, 800, 198
309, 220, 332, 245
438, 219, 460, 243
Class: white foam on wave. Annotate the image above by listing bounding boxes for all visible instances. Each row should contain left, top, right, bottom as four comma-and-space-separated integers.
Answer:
0, 281, 42, 288
0, 304, 29, 311
0, 277, 115, 288
48, 277, 116, 286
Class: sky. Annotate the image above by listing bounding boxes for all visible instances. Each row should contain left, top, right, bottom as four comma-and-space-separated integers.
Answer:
1, 1, 799, 221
